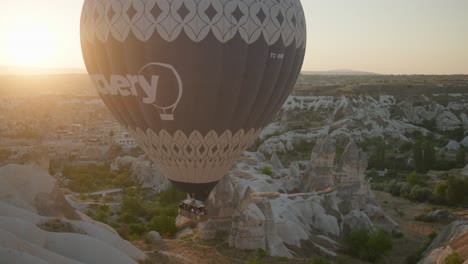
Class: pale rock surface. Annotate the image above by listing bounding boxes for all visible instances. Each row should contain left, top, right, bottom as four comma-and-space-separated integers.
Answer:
130, 155, 170, 191
461, 164, 468, 177
445, 140, 461, 151
336, 141, 374, 214
419, 220, 468, 264
203, 141, 398, 258
259, 140, 287, 156
148, 231, 162, 242
0, 219, 138, 264
461, 136, 468, 148
436, 111, 462, 130
111, 155, 170, 191
110, 156, 136, 173
342, 210, 373, 234
305, 137, 336, 192
0, 164, 79, 219
0, 164, 146, 263
0, 247, 49, 264
270, 152, 285, 170
461, 114, 468, 129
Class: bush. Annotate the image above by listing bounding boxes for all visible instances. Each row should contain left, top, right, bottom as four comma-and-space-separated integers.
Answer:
406, 172, 425, 186
262, 166, 273, 176
146, 215, 177, 237
409, 185, 432, 202
343, 227, 392, 263
129, 223, 147, 239
257, 248, 268, 259
387, 180, 403, 197
121, 196, 147, 217
308, 258, 332, 264
414, 214, 436, 223
158, 186, 186, 204
400, 182, 412, 198
432, 177, 468, 206
246, 258, 263, 264
445, 253, 463, 264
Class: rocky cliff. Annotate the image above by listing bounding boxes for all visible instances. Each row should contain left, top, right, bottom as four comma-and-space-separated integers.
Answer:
419, 220, 468, 264
0, 164, 146, 264
201, 138, 398, 258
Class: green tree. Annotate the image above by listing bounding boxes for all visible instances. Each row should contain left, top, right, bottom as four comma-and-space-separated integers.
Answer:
112, 172, 134, 188
406, 172, 425, 186
121, 196, 146, 217
456, 146, 466, 168
433, 182, 448, 202
413, 141, 424, 172
146, 215, 177, 237
365, 228, 393, 263
344, 228, 393, 263
423, 141, 436, 171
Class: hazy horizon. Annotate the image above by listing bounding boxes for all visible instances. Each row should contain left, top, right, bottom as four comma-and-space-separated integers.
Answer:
1, 0, 467, 75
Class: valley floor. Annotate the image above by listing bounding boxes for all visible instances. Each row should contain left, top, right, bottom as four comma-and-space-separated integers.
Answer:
130, 190, 468, 264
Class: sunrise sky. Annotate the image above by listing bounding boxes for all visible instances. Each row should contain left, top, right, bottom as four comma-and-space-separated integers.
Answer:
0, 0, 467, 74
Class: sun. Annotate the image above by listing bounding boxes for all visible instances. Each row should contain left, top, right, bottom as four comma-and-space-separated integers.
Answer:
4, 23, 55, 68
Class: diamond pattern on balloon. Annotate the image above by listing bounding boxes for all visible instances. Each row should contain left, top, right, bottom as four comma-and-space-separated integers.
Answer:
177, 2, 190, 20
82, 0, 306, 48
205, 3, 217, 22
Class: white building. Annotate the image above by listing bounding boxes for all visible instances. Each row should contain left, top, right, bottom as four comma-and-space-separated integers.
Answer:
112, 125, 138, 148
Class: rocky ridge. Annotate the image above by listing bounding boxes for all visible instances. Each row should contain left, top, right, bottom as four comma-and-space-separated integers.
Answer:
419, 220, 468, 264
201, 137, 398, 258
259, 93, 468, 157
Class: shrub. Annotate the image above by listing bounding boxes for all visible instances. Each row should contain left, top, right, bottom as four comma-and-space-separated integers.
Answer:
129, 223, 147, 238
445, 253, 463, 264
409, 185, 432, 202
146, 215, 177, 237
246, 258, 263, 264
387, 180, 403, 197
262, 166, 273, 176
257, 248, 268, 259
392, 230, 404, 239
308, 258, 332, 264
406, 172, 425, 186
343, 227, 392, 263
158, 186, 186, 204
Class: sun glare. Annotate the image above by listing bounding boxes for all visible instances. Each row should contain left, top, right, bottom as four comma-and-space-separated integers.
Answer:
3, 23, 55, 68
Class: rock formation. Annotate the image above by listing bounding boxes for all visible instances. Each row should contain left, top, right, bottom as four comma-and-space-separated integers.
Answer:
130, 155, 169, 191
335, 141, 374, 214
201, 140, 398, 258
110, 155, 170, 192
0, 164, 146, 263
461, 164, 468, 177
305, 136, 337, 192
0, 164, 79, 220
270, 152, 285, 171
419, 220, 468, 264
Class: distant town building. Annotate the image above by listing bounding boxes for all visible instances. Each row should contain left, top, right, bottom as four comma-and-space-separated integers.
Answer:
112, 125, 137, 148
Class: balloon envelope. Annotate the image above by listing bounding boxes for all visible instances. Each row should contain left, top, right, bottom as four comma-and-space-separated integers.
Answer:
81, 0, 307, 201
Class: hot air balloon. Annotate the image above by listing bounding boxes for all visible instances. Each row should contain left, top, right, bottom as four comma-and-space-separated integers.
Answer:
80, 0, 307, 203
